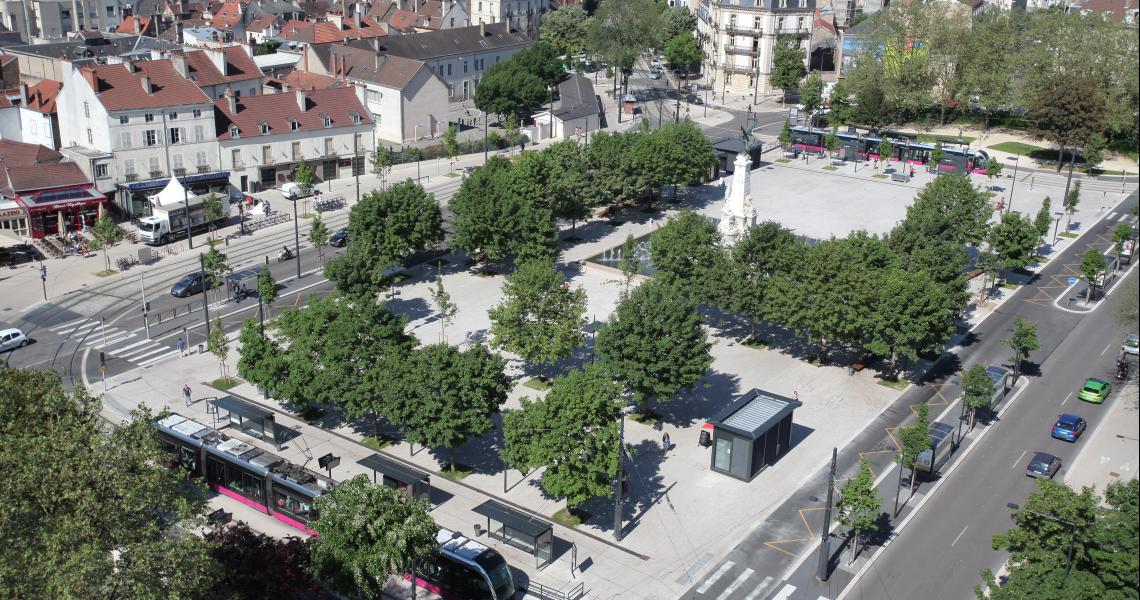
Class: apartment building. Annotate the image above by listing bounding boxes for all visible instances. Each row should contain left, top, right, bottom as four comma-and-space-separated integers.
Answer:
696, 0, 815, 98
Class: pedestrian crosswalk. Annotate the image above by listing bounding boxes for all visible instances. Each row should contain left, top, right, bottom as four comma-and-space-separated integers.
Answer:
50, 318, 179, 367
693, 559, 781, 600
1108, 211, 1136, 223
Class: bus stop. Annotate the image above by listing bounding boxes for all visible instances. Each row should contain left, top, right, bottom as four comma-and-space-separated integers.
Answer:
472, 499, 554, 569
707, 389, 802, 482
207, 395, 280, 448
356, 453, 431, 502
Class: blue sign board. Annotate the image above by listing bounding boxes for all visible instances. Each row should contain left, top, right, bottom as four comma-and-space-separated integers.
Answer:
1068, 277, 1078, 286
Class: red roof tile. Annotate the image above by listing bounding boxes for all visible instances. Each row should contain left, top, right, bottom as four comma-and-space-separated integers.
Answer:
184, 47, 263, 86
6, 163, 92, 193
281, 70, 339, 90
246, 13, 280, 32
212, 0, 244, 28
281, 17, 387, 44
84, 60, 211, 111
0, 140, 64, 167
116, 15, 155, 35
214, 86, 372, 140
26, 80, 62, 113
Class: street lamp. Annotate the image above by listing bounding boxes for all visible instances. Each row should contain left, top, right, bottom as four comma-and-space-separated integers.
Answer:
289, 195, 301, 280
1006, 154, 1020, 215
1006, 502, 1078, 579
613, 405, 636, 542
1051, 211, 1064, 246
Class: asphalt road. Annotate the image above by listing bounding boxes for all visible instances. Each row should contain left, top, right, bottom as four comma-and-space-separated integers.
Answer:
682, 193, 1138, 600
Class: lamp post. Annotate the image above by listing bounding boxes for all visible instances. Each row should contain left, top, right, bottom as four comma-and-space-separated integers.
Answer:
198, 252, 211, 337
290, 195, 301, 280
613, 405, 635, 542
1006, 154, 1020, 215
1005, 502, 1078, 578
1051, 211, 1064, 246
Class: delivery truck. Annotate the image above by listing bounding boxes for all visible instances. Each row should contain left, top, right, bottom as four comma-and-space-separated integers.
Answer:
137, 194, 230, 245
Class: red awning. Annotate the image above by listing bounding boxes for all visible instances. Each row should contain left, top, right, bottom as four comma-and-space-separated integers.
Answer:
16, 186, 106, 214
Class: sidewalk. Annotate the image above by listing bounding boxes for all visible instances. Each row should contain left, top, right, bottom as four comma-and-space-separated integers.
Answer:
1065, 379, 1139, 494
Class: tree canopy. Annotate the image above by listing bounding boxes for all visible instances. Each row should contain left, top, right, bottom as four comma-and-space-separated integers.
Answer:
540, 5, 590, 57
488, 259, 588, 367
449, 156, 557, 263
769, 36, 807, 101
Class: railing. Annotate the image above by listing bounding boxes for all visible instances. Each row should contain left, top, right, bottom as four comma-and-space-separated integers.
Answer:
196, 165, 211, 173
724, 45, 758, 55
723, 63, 759, 74
148, 170, 164, 179
233, 162, 245, 170
124, 173, 139, 181
522, 581, 585, 600
173, 168, 187, 177
724, 24, 763, 36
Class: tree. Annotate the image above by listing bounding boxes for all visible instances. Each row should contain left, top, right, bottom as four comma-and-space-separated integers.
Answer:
896, 403, 932, 494
488, 259, 588, 368
310, 475, 438, 599
1034, 196, 1053, 243
1112, 223, 1132, 271
618, 234, 641, 293
204, 193, 224, 235
866, 267, 956, 378
837, 458, 882, 565
208, 315, 229, 380
727, 221, 803, 337
653, 121, 715, 200
649, 210, 722, 292
501, 364, 622, 508
587, 131, 646, 207
827, 79, 855, 126
985, 158, 1003, 192
443, 124, 459, 169
325, 180, 444, 296
473, 61, 548, 119
309, 214, 328, 265
595, 279, 712, 414
824, 129, 840, 159
800, 72, 825, 127
540, 4, 590, 57
778, 120, 793, 153
770, 36, 807, 103
931, 141, 944, 173
1003, 316, 1039, 377
877, 137, 894, 171
449, 155, 556, 263
664, 33, 702, 121
1079, 248, 1106, 303
256, 267, 278, 328
658, 4, 697, 49
889, 175, 992, 264
429, 272, 458, 343
0, 370, 219, 597
205, 522, 318, 599
371, 144, 395, 189
960, 363, 996, 432
237, 317, 283, 396
89, 213, 122, 271
292, 160, 316, 195
387, 343, 511, 470
540, 139, 594, 238
201, 237, 232, 292
1027, 73, 1107, 172
589, 0, 661, 95
989, 212, 1041, 272
1064, 180, 1081, 230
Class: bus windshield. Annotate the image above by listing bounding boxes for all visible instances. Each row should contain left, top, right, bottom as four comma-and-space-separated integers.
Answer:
484, 555, 514, 600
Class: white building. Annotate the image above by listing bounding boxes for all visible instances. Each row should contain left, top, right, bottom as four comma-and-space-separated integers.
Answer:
213, 87, 375, 192
1, 0, 125, 42
467, 0, 544, 29
55, 59, 227, 215
696, 0, 815, 98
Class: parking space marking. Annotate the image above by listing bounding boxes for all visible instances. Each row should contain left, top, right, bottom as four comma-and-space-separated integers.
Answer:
762, 507, 823, 558
951, 525, 969, 547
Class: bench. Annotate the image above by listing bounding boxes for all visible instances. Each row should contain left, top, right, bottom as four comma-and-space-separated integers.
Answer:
891, 172, 911, 183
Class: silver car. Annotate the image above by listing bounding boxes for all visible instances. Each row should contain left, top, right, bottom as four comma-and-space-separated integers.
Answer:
0, 327, 30, 352
1124, 333, 1139, 356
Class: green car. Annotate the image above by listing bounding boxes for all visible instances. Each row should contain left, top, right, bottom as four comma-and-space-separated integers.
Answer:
1077, 378, 1111, 404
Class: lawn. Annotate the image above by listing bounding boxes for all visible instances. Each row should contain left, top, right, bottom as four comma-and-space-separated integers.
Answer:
211, 377, 240, 390
987, 141, 1046, 156
552, 507, 585, 528
917, 133, 976, 144
522, 377, 551, 391
877, 378, 909, 391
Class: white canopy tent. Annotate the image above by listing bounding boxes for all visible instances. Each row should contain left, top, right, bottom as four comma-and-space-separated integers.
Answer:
149, 177, 192, 208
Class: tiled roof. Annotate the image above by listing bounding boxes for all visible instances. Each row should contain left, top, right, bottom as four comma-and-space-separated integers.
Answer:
0, 140, 64, 167
184, 47, 263, 86
213, 86, 371, 140
84, 60, 212, 111
282, 17, 387, 43
4, 34, 178, 60
246, 13, 281, 32
281, 69, 340, 90
25, 80, 62, 113
349, 22, 533, 61
212, 0, 244, 28
312, 44, 427, 89
116, 16, 156, 35
367, 0, 398, 20
6, 163, 92, 193
1077, 0, 1136, 20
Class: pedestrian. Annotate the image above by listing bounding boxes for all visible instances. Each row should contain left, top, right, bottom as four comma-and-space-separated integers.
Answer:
794, 390, 799, 402
177, 337, 186, 357
662, 431, 671, 454
183, 384, 192, 407
909, 166, 915, 178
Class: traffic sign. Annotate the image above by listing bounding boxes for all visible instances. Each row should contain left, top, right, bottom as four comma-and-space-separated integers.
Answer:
1067, 276, 1078, 286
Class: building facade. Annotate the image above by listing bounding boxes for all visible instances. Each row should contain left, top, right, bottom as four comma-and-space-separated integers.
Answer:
696, 0, 815, 98
467, 0, 544, 29
0, 0, 125, 42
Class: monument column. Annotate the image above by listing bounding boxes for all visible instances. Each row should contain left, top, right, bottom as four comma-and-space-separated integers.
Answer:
718, 151, 757, 245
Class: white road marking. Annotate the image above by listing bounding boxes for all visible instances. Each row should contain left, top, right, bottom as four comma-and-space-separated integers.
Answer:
770, 584, 798, 600
106, 338, 154, 354
137, 349, 180, 367
87, 331, 134, 347
1061, 392, 1073, 406
743, 577, 774, 600
697, 561, 734, 594
123, 345, 175, 362
1102, 342, 1114, 356
951, 525, 969, 546
1011, 450, 1027, 469
716, 568, 754, 600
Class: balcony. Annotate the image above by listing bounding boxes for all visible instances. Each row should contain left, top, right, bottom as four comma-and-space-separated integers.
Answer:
173, 168, 187, 177
148, 170, 164, 179
724, 24, 763, 36
723, 63, 759, 75
196, 165, 211, 174
124, 173, 139, 182
724, 46, 758, 56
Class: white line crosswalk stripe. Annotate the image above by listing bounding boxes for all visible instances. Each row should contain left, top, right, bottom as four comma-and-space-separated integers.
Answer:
742, 578, 774, 600
697, 562, 734, 594
716, 568, 753, 600
120, 345, 172, 362
106, 338, 153, 354
137, 350, 180, 367
770, 584, 797, 600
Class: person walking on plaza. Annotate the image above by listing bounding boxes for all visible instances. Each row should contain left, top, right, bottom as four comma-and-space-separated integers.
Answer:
177, 336, 186, 357
183, 384, 192, 407
662, 431, 671, 455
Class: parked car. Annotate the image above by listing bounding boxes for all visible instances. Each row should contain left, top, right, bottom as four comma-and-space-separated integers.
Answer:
1124, 333, 1139, 356
0, 327, 30, 352
649, 70, 661, 80
329, 227, 349, 248
170, 272, 209, 298
1025, 452, 1061, 478
1077, 377, 1111, 404
1050, 413, 1087, 442
687, 94, 703, 105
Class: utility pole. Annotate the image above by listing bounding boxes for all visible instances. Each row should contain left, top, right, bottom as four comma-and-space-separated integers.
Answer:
38, 261, 47, 300
483, 111, 489, 163
1006, 154, 1020, 215
140, 272, 151, 340
816, 447, 837, 581
354, 134, 361, 205
613, 410, 628, 542
199, 253, 211, 338
291, 196, 301, 280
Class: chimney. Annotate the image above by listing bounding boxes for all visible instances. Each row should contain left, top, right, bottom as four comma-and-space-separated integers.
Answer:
296, 88, 307, 111
170, 52, 188, 78
354, 10, 362, 29
225, 88, 237, 114
140, 74, 153, 94
20, 82, 30, 106
479, 21, 485, 37
133, 16, 141, 34
175, 22, 184, 44
81, 66, 98, 89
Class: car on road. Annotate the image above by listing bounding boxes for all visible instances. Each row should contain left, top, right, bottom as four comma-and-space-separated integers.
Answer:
1124, 333, 1139, 356
1026, 452, 1062, 478
0, 327, 30, 352
648, 70, 661, 80
170, 272, 209, 298
1077, 377, 1111, 403
329, 227, 349, 247
686, 94, 703, 105
1050, 413, 1087, 442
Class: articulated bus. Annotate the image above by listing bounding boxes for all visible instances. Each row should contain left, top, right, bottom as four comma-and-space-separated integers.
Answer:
788, 126, 990, 174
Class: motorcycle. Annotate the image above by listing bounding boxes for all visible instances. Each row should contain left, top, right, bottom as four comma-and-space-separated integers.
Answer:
277, 248, 293, 262
1115, 359, 1129, 381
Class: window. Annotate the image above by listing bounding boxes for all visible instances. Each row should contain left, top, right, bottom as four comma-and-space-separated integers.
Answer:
169, 127, 182, 144
351, 112, 361, 125
173, 154, 184, 170
321, 115, 332, 128
144, 113, 154, 122
463, 61, 468, 73
262, 145, 272, 163
232, 149, 243, 167
192, 109, 202, 118
148, 157, 160, 174
124, 159, 136, 175
145, 129, 159, 146
324, 137, 334, 155
259, 121, 270, 134
366, 89, 382, 103
779, 0, 787, 7
119, 115, 129, 124
106, 5, 115, 15
94, 163, 109, 179
196, 151, 207, 167
291, 141, 301, 161
230, 125, 240, 138
288, 119, 300, 131
168, 111, 178, 120
447, 63, 453, 76
83, 102, 90, 117
194, 125, 204, 142
354, 133, 363, 152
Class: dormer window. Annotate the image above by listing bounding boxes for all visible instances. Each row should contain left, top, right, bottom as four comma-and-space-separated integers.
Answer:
229, 125, 240, 138
321, 114, 332, 128
288, 118, 300, 131
259, 121, 270, 135
351, 112, 361, 125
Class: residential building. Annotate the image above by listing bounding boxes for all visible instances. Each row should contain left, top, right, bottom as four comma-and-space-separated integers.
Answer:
245, 13, 286, 43
305, 42, 449, 142
532, 74, 599, 140
387, 0, 470, 32
18, 81, 63, 148
467, 0, 544, 29
213, 86, 374, 192
349, 22, 536, 102
696, 0, 815, 98
1, 0, 126, 43
181, 45, 265, 99
55, 59, 227, 215
5, 32, 178, 86
0, 139, 106, 238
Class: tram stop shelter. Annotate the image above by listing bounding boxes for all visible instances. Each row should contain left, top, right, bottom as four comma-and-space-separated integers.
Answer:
207, 395, 280, 448
472, 500, 554, 569
357, 453, 431, 502
707, 389, 802, 482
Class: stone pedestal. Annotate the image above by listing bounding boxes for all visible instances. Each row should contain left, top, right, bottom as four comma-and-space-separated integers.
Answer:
718, 152, 756, 245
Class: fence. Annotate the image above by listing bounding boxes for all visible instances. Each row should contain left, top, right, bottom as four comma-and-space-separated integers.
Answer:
522, 581, 585, 600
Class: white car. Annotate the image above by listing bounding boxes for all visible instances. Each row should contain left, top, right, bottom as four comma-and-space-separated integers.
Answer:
0, 327, 29, 352
1124, 333, 1139, 356
649, 70, 661, 80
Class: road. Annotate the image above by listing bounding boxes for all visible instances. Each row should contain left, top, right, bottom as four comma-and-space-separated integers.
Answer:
682, 193, 1138, 600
